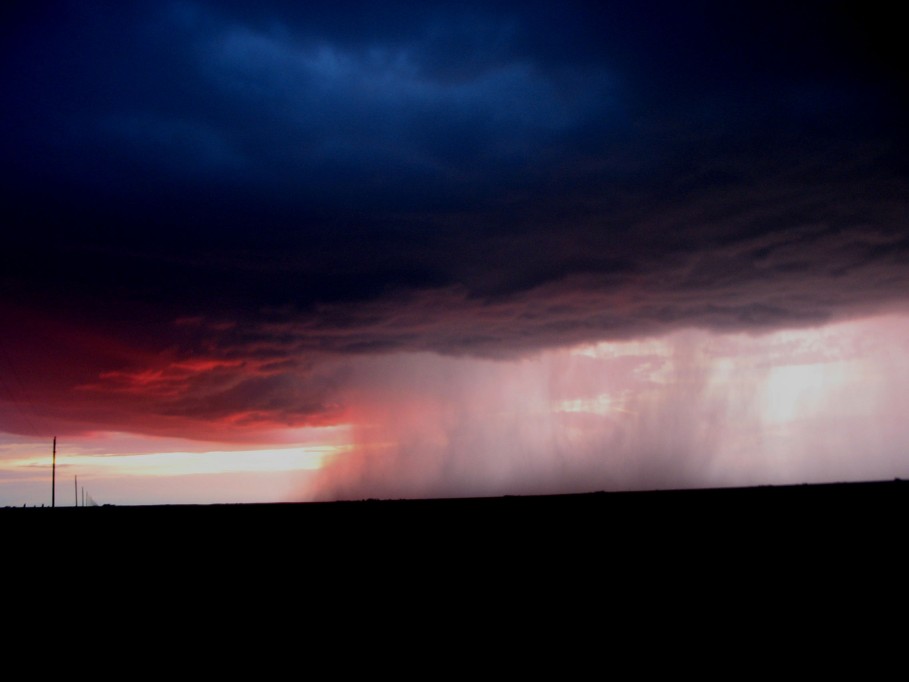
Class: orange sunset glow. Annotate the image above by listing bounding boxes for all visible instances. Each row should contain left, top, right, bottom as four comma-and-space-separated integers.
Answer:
11, 314, 905, 506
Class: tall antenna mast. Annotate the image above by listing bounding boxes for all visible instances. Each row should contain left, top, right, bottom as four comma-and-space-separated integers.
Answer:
52, 436, 56, 508
75, 475, 78, 507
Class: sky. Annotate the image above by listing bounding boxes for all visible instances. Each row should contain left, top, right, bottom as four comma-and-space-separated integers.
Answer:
1, 1, 907, 505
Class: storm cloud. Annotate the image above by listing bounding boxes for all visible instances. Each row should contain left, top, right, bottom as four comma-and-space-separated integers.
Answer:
1, 1, 907, 496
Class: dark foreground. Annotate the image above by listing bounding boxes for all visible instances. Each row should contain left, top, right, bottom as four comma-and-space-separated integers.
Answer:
5, 480, 906, 621
5, 479, 906, 552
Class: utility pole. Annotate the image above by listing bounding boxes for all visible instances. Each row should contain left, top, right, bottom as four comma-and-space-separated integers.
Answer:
52, 436, 56, 508
75, 475, 78, 507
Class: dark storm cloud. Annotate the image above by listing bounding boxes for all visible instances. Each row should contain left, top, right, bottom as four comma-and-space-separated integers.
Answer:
1, 1, 907, 437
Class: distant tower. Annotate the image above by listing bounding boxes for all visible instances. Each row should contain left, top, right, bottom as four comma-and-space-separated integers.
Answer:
52, 436, 56, 508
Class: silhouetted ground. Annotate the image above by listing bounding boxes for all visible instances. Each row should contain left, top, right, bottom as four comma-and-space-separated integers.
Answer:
5, 480, 904, 623
6, 479, 905, 552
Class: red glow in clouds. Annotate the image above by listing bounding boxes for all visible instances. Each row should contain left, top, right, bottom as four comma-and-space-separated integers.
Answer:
4, 314, 909, 505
